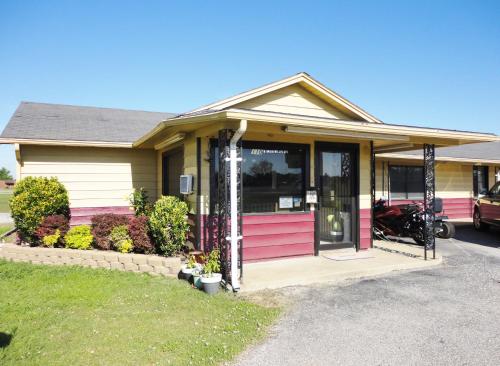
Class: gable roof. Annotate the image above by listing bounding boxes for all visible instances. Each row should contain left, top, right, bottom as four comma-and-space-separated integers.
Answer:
379, 141, 500, 164
186, 72, 382, 123
0, 102, 176, 146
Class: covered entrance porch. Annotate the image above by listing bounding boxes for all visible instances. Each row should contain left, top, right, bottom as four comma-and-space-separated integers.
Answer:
134, 74, 496, 291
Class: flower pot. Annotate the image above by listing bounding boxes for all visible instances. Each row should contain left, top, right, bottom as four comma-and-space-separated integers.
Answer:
330, 230, 344, 243
192, 273, 203, 289
180, 263, 201, 281
201, 273, 222, 295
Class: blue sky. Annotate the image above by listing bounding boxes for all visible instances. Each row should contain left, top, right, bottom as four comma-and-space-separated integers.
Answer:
1, 0, 499, 174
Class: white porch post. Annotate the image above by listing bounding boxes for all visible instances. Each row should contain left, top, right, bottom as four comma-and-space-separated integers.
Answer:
228, 119, 247, 291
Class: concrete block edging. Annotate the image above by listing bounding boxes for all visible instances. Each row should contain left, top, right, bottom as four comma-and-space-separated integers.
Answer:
0, 243, 181, 276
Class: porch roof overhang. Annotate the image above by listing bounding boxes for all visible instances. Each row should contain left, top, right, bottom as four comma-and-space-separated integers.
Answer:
376, 153, 500, 165
134, 108, 498, 150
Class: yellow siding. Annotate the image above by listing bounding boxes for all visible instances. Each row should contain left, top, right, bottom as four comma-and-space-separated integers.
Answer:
435, 163, 473, 198
20, 145, 157, 208
359, 142, 371, 209
234, 85, 350, 119
183, 135, 197, 214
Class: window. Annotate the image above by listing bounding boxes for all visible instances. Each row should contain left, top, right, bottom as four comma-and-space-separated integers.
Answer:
473, 166, 489, 197
162, 148, 184, 197
489, 182, 500, 197
211, 140, 308, 213
389, 165, 424, 200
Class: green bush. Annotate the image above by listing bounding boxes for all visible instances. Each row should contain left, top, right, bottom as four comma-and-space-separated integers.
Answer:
10, 177, 70, 244
129, 188, 152, 217
109, 225, 133, 253
64, 225, 93, 250
149, 196, 189, 256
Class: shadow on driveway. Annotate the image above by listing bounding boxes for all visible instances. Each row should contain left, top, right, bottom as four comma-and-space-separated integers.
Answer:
452, 221, 500, 249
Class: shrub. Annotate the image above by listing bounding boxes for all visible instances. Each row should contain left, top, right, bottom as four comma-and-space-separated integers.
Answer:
129, 188, 152, 217
149, 196, 189, 256
64, 225, 93, 250
91, 214, 129, 250
10, 177, 70, 244
109, 225, 133, 253
42, 229, 61, 247
128, 215, 154, 253
35, 215, 70, 247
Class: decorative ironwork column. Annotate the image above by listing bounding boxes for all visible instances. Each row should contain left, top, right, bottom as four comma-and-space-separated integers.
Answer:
217, 129, 243, 286
370, 141, 375, 248
423, 144, 436, 260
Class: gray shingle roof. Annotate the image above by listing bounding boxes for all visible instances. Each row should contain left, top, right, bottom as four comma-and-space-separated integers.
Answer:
0, 102, 176, 144
400, 141, 500, 160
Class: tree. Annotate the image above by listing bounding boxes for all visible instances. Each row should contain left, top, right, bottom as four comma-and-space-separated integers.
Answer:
0, 167, 12, 180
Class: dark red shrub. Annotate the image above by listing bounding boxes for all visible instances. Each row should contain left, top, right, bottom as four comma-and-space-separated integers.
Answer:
35, 215, 70, 246
91, 214, 129, 250
128, 215, 154, 254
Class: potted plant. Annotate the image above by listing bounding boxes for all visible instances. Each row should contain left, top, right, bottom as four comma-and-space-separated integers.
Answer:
201, 249, 222, 295
327, 214, 344, 242
181, 255, 199, 281
192, 267, 203, 289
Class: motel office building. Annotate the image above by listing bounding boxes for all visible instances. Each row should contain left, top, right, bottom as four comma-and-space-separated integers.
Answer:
1, 73, 497, 289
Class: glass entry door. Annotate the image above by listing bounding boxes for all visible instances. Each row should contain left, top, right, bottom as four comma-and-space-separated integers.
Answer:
316, 143, 358, 250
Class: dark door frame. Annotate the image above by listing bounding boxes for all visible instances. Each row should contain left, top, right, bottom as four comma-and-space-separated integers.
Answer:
314, 141, 360, 253
161, 146, 184, 197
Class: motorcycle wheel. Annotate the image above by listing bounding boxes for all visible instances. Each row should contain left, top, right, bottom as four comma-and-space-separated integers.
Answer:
412, 232, 425, 246
438, 221, 455, 239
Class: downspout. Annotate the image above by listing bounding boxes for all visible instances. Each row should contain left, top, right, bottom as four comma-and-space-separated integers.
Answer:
229, 119, 247, 291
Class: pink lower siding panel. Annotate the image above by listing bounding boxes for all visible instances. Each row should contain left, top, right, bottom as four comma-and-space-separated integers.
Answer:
390, 198, 473, 219
200, 212, 315, 261
359, 208, 372, 250
199, 210, 372, 261
70, 206, 133, 225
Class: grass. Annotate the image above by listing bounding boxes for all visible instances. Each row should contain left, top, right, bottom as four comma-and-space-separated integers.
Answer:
0, 260, 280, 365
0, 225, 14, 237
0, 191, 12, 213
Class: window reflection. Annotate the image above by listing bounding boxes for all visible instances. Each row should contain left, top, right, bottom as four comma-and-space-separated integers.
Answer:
212, 141, 307, 213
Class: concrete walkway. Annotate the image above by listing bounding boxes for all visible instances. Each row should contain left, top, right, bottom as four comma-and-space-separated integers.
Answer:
0, 213, 13, 224
241, 241, 441, 292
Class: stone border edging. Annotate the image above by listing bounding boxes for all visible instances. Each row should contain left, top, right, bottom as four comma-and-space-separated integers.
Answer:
0, 243, 181, 276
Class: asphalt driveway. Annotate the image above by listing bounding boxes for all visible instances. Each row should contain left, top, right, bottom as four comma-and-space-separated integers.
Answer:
235, 223, 500, 366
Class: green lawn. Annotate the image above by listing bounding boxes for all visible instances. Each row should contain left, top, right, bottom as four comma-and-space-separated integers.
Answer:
0, 191, 12, 213
0, 260, 279, 365
0, 225, 14, 237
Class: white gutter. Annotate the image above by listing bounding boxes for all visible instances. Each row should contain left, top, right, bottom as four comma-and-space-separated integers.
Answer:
228, 119, 247, 291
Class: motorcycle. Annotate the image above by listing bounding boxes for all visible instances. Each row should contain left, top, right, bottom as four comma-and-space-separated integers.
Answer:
373, 198, 455, 245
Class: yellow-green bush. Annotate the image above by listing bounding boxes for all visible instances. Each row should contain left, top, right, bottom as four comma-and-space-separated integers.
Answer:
42, 229, 61, 247
64, 225, 93, 250
10, 177, 70, 244
109, 225, 133, 253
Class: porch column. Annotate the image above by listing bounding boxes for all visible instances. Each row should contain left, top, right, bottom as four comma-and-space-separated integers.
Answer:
217, 122, 245, 292
423, 144, 436, 260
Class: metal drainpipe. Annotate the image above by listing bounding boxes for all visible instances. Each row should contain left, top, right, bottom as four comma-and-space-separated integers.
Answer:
229, 119, 247, 291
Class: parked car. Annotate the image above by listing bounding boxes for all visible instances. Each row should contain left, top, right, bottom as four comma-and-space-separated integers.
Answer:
473, 181, 500, 230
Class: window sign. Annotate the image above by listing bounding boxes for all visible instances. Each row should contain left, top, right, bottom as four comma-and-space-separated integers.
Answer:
306, 190, 317, 204
279, 196, 293, 209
